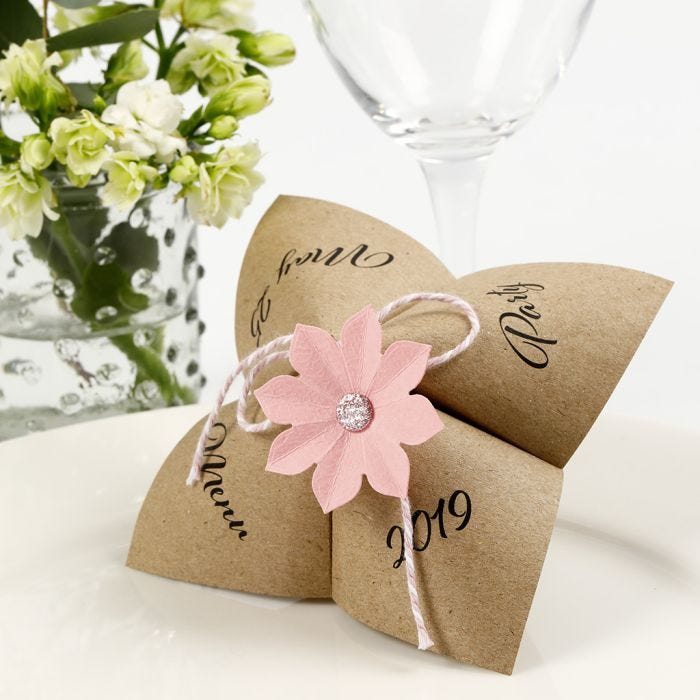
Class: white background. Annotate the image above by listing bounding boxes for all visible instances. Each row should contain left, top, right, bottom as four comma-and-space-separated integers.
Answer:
197, 0, 700, 432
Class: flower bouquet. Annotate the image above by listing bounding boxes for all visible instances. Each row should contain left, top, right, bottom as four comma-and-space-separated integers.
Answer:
0, 0, 294, 439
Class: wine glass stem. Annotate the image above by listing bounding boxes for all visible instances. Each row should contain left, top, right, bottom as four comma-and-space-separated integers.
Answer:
419, 155, 488, 277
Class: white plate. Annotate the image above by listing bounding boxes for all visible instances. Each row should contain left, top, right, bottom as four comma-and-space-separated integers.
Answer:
1, 407, 699, 700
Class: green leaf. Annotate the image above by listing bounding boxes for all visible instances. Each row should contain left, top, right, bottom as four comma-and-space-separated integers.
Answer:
243, 63, 266, 78
227, 29, 253, 40
52, 0, 101, 7
0, 0, 42, 53
101, 220, 159, 276
71, 261, 150, 327
178, 106, 204, 137
30, 208, 193, 406
47, 8, 159, 52
66, 82, 101, 109
0, 131, 21, 161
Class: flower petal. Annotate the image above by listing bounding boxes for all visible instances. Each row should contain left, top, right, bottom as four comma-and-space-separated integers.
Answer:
289, 323, 351, 400
360, 432, 410, 499
339, 305, 382, 393
266, 422, 343, 475
255, 375, 335, 426
311, 432, 363, 513
373, 394, 444, 445
368, 341, 431, 407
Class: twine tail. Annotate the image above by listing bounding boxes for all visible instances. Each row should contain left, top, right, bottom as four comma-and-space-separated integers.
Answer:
186, 334, 294, 487
186, 364, 241, 486
400, 496, 434, 650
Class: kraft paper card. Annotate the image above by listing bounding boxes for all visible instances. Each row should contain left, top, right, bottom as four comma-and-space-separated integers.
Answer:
128, 195, 671, 674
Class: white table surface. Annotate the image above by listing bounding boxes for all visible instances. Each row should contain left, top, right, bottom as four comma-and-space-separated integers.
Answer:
1, 406, 698, 700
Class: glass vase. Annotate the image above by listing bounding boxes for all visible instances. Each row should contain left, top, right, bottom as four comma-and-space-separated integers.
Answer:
0, 176, 203, 440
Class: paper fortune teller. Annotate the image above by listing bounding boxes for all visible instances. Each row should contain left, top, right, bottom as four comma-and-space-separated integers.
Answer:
128, 196, 671, 674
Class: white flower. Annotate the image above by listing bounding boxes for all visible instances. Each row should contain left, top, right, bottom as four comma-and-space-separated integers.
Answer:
160, 0, 255, 32
183, 143, 263, 227
101, 151, 158, 211
0, 163, 59, 240
49, 110, 115, 186
20, 133, 54, 172
102, 80, 187, 164
167, 32, 247, 96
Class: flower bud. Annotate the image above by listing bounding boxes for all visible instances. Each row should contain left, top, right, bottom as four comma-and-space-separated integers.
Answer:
20, 133, 54, 171
207, 115, 239, 140
238, 32, 296, 67
169, 155, 199, 184
104, 41, 148, 89
0, 39, 74, 127
93, 94, 107, 113
204, 75, 271, 121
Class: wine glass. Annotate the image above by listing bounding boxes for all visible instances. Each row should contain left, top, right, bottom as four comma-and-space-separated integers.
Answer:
303, 0, 595, 276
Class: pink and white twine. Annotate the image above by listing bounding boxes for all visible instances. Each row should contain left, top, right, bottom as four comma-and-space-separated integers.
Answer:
187, 292, 480, 651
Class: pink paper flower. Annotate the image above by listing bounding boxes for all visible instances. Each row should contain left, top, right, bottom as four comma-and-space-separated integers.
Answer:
255, 305, 444, 513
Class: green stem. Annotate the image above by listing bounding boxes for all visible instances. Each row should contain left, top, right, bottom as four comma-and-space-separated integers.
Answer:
141, 38, 159, 53
110, 334, 195, 405
154, 22, 166, 50
49, 211, 89, 282
156, 47, 179, 81
42, 0, 49, 39
170, 26, 186, 46
154, 22, 174, 80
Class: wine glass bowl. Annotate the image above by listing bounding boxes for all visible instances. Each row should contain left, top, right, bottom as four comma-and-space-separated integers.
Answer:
304, 0, 595, 274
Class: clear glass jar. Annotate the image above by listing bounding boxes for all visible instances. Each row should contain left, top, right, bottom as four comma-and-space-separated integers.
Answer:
0, 176, 203, 440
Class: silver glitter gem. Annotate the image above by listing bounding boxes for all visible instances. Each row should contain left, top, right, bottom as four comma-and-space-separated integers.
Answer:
336, 393, 374, 432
